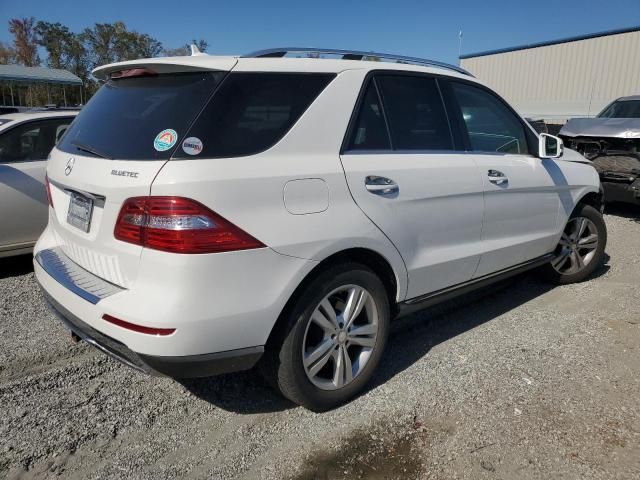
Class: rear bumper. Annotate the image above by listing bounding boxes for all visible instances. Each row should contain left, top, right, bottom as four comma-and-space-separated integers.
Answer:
41, 289, 263, 378
33, 225, 316, 357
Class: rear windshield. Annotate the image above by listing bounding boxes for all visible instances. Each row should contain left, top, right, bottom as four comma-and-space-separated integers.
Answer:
173, 72, 335, 159
58, 71, 334, 161
598, 100, 640, 119
58, 72, 224, 160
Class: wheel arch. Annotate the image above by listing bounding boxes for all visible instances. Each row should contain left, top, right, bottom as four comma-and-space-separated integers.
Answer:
576, 187, 605, 213
265, 247, 401, 350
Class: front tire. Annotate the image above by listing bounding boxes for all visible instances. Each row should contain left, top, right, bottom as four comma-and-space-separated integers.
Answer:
262, 263, 390, 411
541, 203, 607, 284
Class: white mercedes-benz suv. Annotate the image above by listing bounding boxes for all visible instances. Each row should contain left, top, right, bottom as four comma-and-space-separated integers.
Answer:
35, 48, 606, 410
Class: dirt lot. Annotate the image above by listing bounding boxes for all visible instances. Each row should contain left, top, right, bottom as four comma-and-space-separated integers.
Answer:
1, 207, 639, 480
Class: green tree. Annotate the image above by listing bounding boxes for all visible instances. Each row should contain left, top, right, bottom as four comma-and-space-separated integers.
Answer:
81, 21, 163, 68
80, 22, 120, 67
34, 21, 90, 104
65, 35, 89, 81
8, 17, 40, 66
0, 41, 16, 64
35, 21, 74, 69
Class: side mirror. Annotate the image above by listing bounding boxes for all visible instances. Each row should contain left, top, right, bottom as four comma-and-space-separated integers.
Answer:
539, 133, 563, 159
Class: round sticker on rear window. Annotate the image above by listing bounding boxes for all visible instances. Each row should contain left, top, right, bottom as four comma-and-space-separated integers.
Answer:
182, 137, 203, 156
153, 129, 178, 151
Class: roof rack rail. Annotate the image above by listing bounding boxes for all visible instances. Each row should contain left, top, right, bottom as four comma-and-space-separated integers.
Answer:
242, 47, 473, 77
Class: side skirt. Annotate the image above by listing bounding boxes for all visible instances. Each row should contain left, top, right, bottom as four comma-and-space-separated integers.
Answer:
396, 253, 554, 318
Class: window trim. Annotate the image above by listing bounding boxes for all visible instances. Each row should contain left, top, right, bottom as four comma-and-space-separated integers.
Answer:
0, 116, 76, 164
341, 74, 390, 154
441, 77, 540, 157
341, 70, 461, 155
372, 77, 394, 150
340, 76, 394, 153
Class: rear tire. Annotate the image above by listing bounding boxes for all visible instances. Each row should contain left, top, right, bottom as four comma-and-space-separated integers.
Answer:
540, 203, 607, 284
261, 263, 390, 411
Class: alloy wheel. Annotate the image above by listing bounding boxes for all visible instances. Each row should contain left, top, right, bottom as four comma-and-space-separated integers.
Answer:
552, 216, 599, 275
302, 285, 379, 390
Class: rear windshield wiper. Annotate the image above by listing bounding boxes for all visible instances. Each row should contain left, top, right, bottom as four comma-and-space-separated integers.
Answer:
71, 140, 113, 160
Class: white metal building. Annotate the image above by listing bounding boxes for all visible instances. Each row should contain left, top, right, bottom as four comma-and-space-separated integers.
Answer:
460, 26, 640, 122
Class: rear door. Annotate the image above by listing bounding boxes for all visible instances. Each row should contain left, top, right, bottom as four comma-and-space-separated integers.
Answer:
443, 80, 560, 277
339, 73, 485, 300
47, 67, 230, 288
0, 117, 73, 250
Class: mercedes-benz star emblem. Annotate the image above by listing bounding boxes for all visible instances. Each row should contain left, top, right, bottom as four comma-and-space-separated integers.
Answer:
65, 157, 75, 176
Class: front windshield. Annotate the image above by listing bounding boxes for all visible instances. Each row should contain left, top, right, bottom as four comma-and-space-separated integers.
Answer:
598, 100, 640, 119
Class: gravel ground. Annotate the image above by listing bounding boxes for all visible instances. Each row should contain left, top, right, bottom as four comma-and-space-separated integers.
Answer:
1, 207, 639, 480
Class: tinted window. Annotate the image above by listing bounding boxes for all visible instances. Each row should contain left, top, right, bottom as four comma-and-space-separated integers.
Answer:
599, 100, 640, 118
58, 72, 224, 160
0, 118, 73, 163
175, 73, 335, 158
346, 81, 391, 151
376, 75, 453, 151
451, 82, 529, 155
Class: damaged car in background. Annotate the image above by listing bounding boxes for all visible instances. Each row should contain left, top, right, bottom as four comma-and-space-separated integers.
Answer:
560, 95, 640, 206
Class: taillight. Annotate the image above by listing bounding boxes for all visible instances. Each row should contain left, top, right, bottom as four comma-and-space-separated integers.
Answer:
114, 196, 265, 254
103, 314, 175, 336
45, 174, 54, 208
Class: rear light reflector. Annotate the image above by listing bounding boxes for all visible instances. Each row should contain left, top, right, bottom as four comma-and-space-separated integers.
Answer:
114, 196, 265, 254
45, 174, 54, 208
102, 314, 175, 336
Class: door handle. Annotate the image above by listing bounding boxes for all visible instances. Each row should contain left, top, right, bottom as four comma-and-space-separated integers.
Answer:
365, 176, 399, 197
487, 169, 508, 185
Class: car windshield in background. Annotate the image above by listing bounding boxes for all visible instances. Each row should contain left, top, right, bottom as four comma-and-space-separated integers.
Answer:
598, 100, 640, 119
58, 72, 224, 160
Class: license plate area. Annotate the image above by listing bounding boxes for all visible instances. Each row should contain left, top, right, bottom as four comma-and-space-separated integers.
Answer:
67, 192, 94, 233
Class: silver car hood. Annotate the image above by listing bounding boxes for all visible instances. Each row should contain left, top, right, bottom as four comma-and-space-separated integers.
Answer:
560, 118, 640, 139
560, 147, 592, 165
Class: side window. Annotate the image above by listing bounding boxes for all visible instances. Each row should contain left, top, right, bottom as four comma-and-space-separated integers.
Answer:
450, 82, 529, 155
346, 80, 391, 150
0, 118, 73, 163
175, 73, 335, 158
0, 123, 43, 163
376, 75, 453, 151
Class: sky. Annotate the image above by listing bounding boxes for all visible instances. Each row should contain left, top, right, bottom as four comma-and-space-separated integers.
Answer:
0, 0, 639, 64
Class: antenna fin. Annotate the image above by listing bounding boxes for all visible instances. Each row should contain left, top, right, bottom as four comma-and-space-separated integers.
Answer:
190, 44, 207, 56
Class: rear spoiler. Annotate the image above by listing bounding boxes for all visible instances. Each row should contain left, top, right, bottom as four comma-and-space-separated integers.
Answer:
92, 56, 238, 81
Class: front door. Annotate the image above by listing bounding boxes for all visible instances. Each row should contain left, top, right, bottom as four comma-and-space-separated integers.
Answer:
444, 80, 560, 277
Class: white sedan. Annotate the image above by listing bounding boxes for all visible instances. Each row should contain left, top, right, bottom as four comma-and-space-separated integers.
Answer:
0, 110, 77, 257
